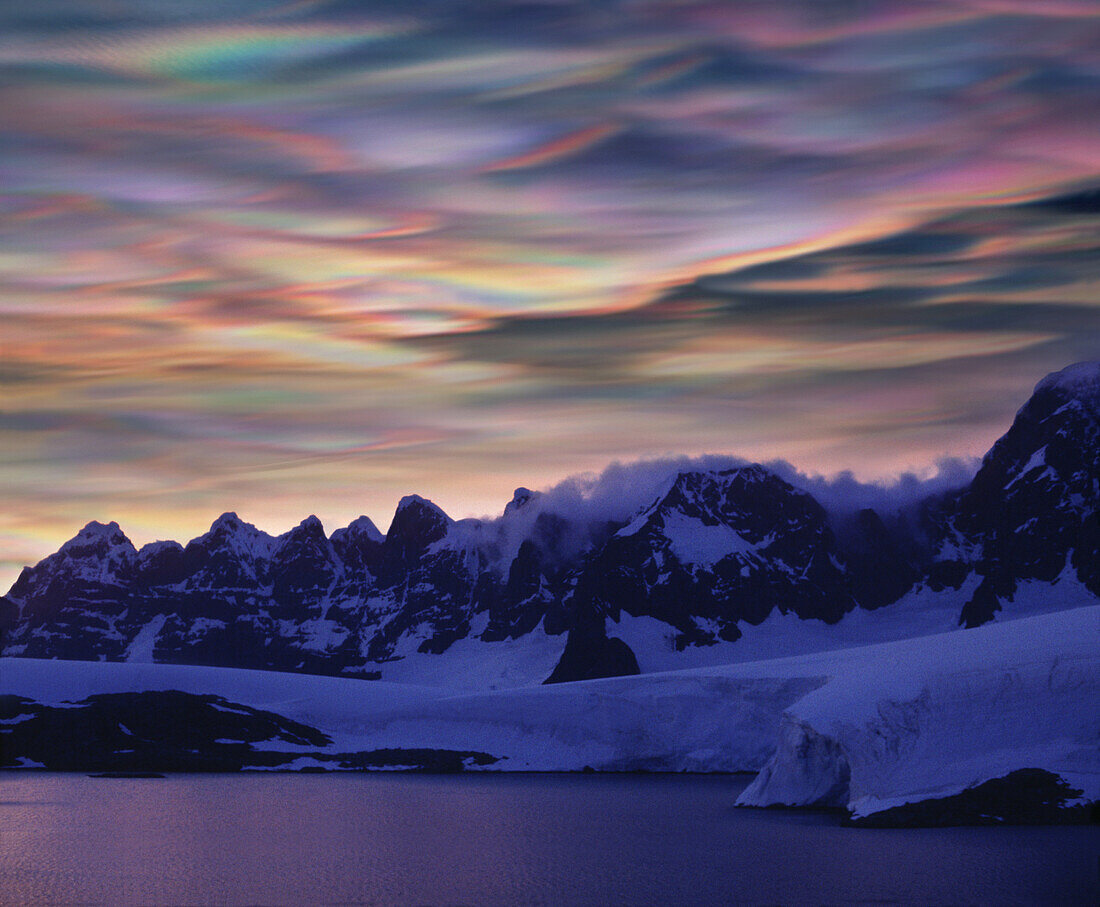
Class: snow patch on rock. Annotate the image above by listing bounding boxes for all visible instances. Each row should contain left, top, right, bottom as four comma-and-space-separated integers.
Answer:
376, 620, 567, 690
124, 615, 166, 663
661, 512, 760, 566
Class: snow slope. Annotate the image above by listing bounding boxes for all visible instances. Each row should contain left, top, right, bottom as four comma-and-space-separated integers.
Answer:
0, 654, 819, 773
369, 614, 566, 690
4, 605, 1097, 821
610, 564, 1098, 675
736, 605, 1100, 818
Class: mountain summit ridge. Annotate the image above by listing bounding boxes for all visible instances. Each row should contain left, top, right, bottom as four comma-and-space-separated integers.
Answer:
3, 362, 1098, 685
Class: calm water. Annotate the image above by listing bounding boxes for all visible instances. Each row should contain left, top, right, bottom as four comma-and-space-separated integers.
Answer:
0, 772, 1096, 906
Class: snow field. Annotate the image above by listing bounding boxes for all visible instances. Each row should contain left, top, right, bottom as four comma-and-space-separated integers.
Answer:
4, 604, 1097, 820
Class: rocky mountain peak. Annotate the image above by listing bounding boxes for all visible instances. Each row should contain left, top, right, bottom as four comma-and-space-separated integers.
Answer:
1033, 360, 1100, 398
380, 496, 453, 573
504, 487, 539, 517
5, 519, 139, 622
335, 515, 384, 544
136, 539, 183, 561
268, 517, 338, 612
657, 464, 819, 531
389, 495, 450, 539
177, 512, 275, 590
1000, 361, 1100, 458
273, 516, 333, 564
280, 515, 327, 544
133, 539, 186, 586
191, 512, 274, 555
966, 360, 1099, 500
211, 511, 242, 529
394, 493, 448, 515
330, 516, 384, 575
59, 520, 135, 557
924, 360, 1100, 627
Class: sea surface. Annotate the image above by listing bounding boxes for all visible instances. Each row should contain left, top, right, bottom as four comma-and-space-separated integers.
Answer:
0, 772, 1096, 906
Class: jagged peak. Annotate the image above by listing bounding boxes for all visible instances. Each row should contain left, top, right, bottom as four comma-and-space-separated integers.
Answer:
335, 515, 384, 543
666, 469, 712, 493
78, 519, 122, 536
714, 463, 775, 484
669, 462, 774, 493
60, 520, 132, 553
394, 494, 451, 522
190, 511, 274, 557
210, 511, 244, 529
204, 511, 272, 537
1034, 360, 1100, 397
504, 486, 540, 517
274, 515, 328, 549
292, 514, 326, 535
386, 495, 452, 552
136, 539, 183, 560
642, 463, 815, 533
675, 461, 761, 479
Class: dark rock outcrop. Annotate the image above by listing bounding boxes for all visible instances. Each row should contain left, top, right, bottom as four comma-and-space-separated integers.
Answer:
544, 607, 641, 684
849, 769, 1092, 827
922, 363, 1100, 626
0, 692, 498, 773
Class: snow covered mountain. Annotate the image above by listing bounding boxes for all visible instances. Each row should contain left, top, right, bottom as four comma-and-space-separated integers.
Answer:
2, 362, 1099, 685
4, 604, 1097, 825
921, 361, 1100, 627
571, 465, 857, 639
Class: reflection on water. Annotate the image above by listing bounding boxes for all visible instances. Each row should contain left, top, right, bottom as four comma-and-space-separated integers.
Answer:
0, 772, 1096, 906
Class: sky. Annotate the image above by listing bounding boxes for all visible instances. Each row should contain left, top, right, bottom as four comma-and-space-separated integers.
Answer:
3, 0, 1100, 586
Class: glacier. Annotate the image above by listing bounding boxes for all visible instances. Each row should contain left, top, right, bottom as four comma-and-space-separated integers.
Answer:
735, 604, 1100, 820
4, 604, 1096, 824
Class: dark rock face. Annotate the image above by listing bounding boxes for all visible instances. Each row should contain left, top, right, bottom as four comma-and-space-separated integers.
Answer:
0, 691, 330, 773
3, 362, 1098, 680
567, 466, 856, 651
543, 632, 639, 683
381, 496, 451, 573
922, 363, 1100, 626
133, 541, 186, 587
849, 769, 1092, 827
544, 607, 641, 684
481, 538, 564, 643
0, 595, 18, 641
0, 692, 498, 773
833, 509, 923, 610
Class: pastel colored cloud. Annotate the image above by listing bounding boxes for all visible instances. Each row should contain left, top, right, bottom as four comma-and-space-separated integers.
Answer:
1, 1, 1099, 586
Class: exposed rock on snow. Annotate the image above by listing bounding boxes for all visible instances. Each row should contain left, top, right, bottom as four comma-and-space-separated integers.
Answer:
543, 621, 640, 684
847, 769, 1093, 827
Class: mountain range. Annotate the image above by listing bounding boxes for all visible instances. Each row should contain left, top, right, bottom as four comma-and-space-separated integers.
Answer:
3, 361, 1098, 686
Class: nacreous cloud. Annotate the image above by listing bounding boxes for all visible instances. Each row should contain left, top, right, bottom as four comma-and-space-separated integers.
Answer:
2, 1, 1099, 584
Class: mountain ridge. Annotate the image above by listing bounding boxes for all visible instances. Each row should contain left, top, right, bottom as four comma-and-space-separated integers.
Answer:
3, 361, 1098, 686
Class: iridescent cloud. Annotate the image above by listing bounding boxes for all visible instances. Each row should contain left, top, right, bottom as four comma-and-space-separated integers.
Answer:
2, 1, 1099, 585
